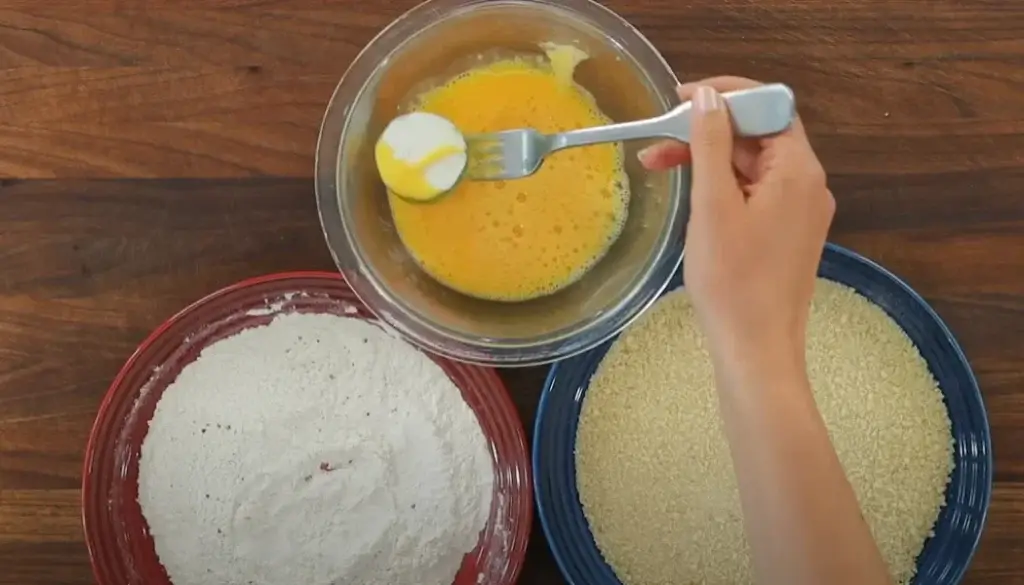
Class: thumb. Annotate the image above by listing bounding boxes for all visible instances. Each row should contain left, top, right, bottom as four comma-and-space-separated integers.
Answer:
689, 86, 741, 217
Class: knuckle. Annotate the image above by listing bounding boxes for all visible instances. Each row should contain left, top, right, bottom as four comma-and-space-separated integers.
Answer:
787, 159, 828, 203
822, 189, 837, 218
693, 132, 721, 152
694, 117, 732, 150
804, 159, 828, 189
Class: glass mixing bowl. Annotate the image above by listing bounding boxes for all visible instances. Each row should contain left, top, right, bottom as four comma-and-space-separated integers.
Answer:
316, 0, 686, 365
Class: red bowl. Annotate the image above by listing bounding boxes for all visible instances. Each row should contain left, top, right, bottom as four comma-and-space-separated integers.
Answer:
82, 271, 532, 585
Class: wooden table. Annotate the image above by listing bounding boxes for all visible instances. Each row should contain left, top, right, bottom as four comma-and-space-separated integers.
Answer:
0, 1, 1021, 583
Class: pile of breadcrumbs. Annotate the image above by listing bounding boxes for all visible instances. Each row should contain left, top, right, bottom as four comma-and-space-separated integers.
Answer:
576, 279, 953, 585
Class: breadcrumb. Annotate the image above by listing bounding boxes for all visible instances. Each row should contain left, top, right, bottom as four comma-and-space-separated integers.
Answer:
576, 279, 953, 585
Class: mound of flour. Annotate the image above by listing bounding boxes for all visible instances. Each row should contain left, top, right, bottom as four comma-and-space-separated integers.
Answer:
138, 312, 494, 585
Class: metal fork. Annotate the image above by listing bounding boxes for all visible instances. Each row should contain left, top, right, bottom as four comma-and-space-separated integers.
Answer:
465, 83, 795, 181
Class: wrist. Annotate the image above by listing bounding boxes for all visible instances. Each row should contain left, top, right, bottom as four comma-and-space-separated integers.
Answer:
708, 332, 808, 395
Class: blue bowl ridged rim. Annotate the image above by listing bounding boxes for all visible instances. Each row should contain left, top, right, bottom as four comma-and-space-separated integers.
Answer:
533, 242, 993, 585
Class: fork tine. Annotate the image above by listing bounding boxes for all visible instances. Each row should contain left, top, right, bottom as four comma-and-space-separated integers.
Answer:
467, 142, 504, 158
465, 135, 511, 180
465, 156, 506, 180
465, 130, 535, 180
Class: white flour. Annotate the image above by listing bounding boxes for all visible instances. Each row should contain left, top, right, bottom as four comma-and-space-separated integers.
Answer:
138, 312, 494, 585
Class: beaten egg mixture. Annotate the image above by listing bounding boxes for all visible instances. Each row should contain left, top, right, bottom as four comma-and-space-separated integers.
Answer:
388, 45, 630, 301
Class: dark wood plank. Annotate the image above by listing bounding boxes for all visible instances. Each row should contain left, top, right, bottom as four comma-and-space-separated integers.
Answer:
0, 541, 92, 585
0, 179, 337, 585
0, 0, 1022, 584
0, 0, 1020, 177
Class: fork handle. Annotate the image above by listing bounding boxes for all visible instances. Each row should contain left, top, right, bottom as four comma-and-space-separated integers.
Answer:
550, 83, 796, 151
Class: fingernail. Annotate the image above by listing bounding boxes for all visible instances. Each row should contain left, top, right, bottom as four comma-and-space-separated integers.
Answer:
694, 86, 721, 113
637, 146, 653, 163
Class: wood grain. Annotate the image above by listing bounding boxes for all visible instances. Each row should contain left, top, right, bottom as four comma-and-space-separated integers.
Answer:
0, 0, 1022, 584
0, 0, 1021, 177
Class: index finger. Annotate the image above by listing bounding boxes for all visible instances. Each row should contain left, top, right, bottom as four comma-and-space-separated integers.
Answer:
638, 77, 778, 172
678, 76, 814, 157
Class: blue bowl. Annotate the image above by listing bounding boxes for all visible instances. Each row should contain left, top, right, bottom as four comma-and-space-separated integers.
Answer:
533, 243, 992, 585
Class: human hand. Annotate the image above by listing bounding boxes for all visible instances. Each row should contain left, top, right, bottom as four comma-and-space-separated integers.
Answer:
640, 77, 834, 371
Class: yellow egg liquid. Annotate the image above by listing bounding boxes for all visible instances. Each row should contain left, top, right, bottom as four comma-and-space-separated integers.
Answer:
388, 48, 629, 301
